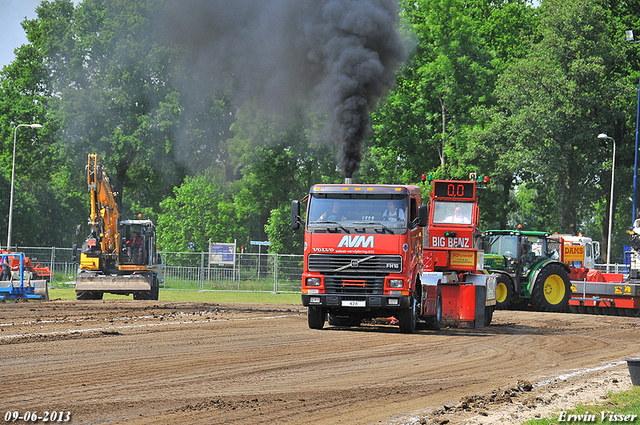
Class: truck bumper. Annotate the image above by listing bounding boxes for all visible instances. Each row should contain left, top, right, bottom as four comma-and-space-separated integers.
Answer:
301, 294, 411, 310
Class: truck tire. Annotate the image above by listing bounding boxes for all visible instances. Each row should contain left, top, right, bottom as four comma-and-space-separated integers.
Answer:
626, 308, 640, 317
484, 305, 494, 326
495, 274, 513, 310
308, 306, 325, 329
531, 264, 571, 312
398, 297, 417, 334
421, 286, 442, 330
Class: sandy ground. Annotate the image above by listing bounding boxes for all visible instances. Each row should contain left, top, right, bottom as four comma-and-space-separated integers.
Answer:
0, 299, 638, 424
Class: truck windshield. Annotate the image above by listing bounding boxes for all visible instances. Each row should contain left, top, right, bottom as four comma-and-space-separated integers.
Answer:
307, 195, 409, 233
432, 201, 473, 224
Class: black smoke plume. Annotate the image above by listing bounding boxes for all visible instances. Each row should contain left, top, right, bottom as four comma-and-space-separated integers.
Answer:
161, 0, 404, 178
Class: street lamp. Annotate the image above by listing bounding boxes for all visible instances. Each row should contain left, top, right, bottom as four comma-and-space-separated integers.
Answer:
598, 133, 616, 272
6, 123, 42, 250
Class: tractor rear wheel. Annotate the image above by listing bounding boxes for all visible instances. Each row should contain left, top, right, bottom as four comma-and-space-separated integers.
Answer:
531, 264, 571, 312
495, 274, 513, 310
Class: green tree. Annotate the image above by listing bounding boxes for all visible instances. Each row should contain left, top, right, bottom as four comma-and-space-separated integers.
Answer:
363, 0, 535, 187
484, 0, 631, 258
264, 205, 303, 255
224, 103, 340, 250
0, 0, 86, 247
157, 170, 244, 252
23, 0, 188, 216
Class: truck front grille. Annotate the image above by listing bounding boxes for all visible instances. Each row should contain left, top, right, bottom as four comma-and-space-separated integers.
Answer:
308, 254, 402, 295
324, 275, 385, 294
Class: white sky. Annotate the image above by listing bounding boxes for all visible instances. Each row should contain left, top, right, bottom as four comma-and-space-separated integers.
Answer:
0, 0, 45, 69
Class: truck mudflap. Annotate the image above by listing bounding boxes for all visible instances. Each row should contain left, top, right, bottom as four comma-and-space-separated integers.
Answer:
75, 274, 152, 292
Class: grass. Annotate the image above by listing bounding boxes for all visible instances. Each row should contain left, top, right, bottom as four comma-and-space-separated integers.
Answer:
523, 386, 640, 424
48, 287, 301, 304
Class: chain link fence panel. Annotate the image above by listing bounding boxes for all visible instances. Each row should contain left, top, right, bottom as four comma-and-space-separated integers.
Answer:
15, 247, 303, 293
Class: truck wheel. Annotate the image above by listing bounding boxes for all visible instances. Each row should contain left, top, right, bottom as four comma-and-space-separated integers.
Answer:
484, 305, 495, 326
422, 287, 442, 330
398, 297, 417, 334
308, 306, 325, 329
495, 274, 513, 310
626, 308, 640, 317
531, 264, 571, 312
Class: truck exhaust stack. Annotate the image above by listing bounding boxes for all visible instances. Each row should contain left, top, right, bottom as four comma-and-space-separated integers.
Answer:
344, 178, 352, 184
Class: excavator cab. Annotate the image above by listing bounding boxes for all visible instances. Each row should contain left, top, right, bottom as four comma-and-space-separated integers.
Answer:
120, 220, 158, 268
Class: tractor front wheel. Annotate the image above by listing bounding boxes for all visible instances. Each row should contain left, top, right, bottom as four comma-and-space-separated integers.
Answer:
531, 264, 571, 312
495, 274, 513, 310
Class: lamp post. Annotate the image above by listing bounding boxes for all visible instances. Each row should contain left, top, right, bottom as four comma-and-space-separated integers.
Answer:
7, 123, 42, 250
598, 133, 615, 272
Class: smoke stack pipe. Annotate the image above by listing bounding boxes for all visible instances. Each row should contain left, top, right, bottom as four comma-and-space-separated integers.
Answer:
344, 178, 352, 184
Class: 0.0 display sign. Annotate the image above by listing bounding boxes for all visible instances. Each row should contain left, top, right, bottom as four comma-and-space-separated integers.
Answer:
433, 181, 475, 199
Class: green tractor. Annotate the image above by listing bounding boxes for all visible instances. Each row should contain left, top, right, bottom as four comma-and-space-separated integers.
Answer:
483, 230, 571, 312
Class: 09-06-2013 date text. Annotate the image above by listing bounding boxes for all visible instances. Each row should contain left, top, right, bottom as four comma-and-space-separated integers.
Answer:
4, 411, 71, 422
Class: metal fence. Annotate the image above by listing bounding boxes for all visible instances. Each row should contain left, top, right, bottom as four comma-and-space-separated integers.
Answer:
15, 246, 635, 293
15, 247, 303, 293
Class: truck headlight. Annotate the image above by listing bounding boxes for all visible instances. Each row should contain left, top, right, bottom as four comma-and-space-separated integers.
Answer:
306, 277, 321, 287
389, 279, 403, 288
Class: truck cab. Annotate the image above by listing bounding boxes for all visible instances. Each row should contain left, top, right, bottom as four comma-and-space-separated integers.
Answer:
292, 183, 432, 333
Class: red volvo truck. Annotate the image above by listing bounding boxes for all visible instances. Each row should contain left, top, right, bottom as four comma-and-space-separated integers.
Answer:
291, 183, 441, 333
422, 178, 497, 327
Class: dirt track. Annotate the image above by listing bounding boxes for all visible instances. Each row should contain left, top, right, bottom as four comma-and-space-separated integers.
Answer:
0, 300, 639, 425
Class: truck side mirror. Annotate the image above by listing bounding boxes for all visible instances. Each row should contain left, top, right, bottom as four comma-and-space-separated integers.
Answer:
75, 224, 82, 236
291, 200, 301, 231
418, 205, 428, 227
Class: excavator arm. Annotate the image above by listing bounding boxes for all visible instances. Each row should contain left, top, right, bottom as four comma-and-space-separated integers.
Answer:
82, 154, 120, 268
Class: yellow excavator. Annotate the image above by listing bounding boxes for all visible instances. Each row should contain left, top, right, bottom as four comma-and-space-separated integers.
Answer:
73, 154, 160, 300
